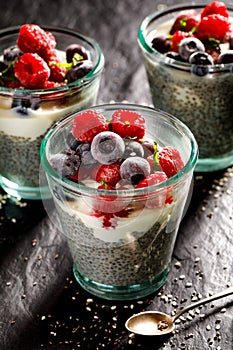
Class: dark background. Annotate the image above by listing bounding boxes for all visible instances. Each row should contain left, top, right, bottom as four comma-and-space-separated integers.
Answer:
0, 1, 233, 349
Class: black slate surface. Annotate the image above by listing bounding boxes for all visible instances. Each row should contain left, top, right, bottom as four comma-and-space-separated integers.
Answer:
0, 1, 233, 349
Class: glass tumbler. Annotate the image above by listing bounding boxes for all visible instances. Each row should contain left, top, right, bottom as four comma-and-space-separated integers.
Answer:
0, 25, 104, 199
40, 103, 198, 300
138, 3, 233, 172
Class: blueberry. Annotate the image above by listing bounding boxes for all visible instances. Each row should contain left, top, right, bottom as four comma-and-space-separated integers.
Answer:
179, 37, 205, 61
12, 98, 38, 116
141, 139, 155, 158
4, 45, 22, 65
91, 131, 125, 164
120, 156, 150, 185
50, 149, 80, 177
165, 51, 183, 61
218, 50, 233, 64
151, 35, 171, 54
67, 60, 94, 82
76, 143, 96, 166
66, 44, 90, 63
67, 132, 81, 151
123, 138, 144, 159
189, 51, 214, 76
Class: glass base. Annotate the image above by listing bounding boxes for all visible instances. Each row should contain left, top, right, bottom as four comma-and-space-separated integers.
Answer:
0, 175, 51, 200
73, 265, 170, 301
195, 151, 233, 172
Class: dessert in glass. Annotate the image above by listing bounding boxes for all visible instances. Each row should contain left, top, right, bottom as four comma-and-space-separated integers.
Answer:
40, 103, 198, 300
138, 1, 233, 172
0, 24, 104, 199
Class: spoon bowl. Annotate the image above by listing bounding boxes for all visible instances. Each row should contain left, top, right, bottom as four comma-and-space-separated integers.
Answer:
125, 286, 233, 336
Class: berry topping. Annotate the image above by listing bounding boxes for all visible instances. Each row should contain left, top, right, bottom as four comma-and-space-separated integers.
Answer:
14, 53, 50, 89
50, 149, 80, 178
96, 163, 121, 186
218, 50, 233, 63
120, 156, 150, 185
91, 131, 125, 165
135, 171, 168, 189
67, 60, 94, 82
17, 24, 56, 60
171, 31, 194, 52
66, 44, 90, 63
178, 37, 205, 61
200, 1, 229, 18
46, 49, 67, 83
197, 14, 232, 42
151, 35, 171, 53
189, 51, 214, 65
123, 138, 144, 159
158, 146, 184, 178
3, 45, 22, 65
169, 10, 198, 34
111, 110, 145, 140
72, 109, 109, 143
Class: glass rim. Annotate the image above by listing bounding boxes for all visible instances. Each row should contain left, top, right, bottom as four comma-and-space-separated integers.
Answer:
0, 25, 105, 95
40, 103, 198, 197
138, 2, 233, 72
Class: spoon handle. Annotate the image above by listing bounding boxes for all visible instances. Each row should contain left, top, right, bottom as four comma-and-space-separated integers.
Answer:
173, 286, 233, 322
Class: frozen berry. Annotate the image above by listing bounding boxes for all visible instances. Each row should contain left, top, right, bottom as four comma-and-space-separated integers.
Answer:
66, 43, 90, 63
72, 109, 109, 143
179, 37, 205, 61
158, 146, 184, 178
171, 31, 194, 52
96, 163, 121, 186
197, 14, 231, 42
190, 51, 214, 75
111, 109, 145, 140
14, 53, 50, 89
50, 149, 80, 177
120, 156, 150, 185
201, 1, 229, 18
91, 131, 125, 165
123, 138, 144, 159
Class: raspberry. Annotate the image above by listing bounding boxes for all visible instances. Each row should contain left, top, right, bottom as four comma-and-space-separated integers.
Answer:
169, 10, 198, 34
171, 31, 194, 52
72, 109, 109, 143
135, 171, 168, 188
47, 49, 67, 83
197, 14, 232, 41
201, 1, 229, 18
96, 163, 121, 186
43, 80, 63, 89
17, 24, 56, 60
111, 110, 145, 140
158, 146, 184, 178
14, 53, 50, 89
185, 15, 201, 32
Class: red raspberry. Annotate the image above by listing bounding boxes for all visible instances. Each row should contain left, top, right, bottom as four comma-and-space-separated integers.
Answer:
201, 1, 229, 18
135, 171, 168, 188
111, 110, 145, 140
169, 10, 198, 34
171, 31, 194, 52
197, 14, 232, 41
95, 163, 121, 186
185, 15, 201, 32
46, 49, 67, 83
158, 146, 184, 178
14, 53, 50, 89
72, 109, 109, 143
17, 24, 56, 60
43, 80, 63, 89
3, 80, 21, 89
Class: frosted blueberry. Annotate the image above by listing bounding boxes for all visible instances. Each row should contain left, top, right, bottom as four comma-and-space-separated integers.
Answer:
179, 37, 205, 61
91, 131, 125, 164
120, 156, 150, 185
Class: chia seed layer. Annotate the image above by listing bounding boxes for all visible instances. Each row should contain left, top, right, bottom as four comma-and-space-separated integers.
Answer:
56, 203, 176, 287
143, 56, 233, 159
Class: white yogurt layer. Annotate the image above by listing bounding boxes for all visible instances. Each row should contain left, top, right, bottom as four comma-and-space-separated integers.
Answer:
55, 194, 172, 243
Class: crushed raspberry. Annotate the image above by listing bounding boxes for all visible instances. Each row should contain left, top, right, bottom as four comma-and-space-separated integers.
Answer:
17, 24, 56, 60
14, 53, 50, 89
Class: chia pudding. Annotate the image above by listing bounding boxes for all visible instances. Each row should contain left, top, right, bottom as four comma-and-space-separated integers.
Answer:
0, 24, 104, 199
138, 2, 233, 171
41, 103, 198, 300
